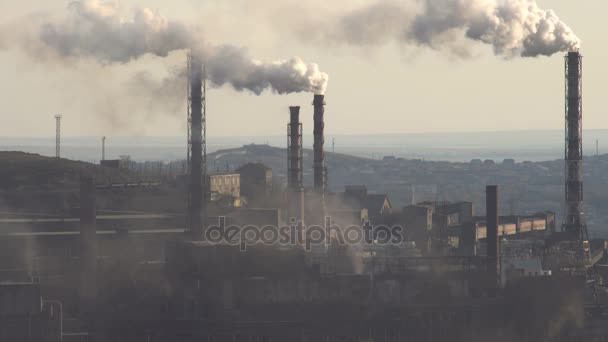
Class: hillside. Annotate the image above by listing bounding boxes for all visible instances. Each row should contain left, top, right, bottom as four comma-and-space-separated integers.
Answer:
2, 147, 608, 238
0, 151, 139, 191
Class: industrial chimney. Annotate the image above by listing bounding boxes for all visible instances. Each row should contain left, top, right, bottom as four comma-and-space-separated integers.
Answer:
313, 95, 327, 193
564, 50, 587, 241
288, 106, 305, 226
80, 175, 97, 312
486, 185, 500, 288
187, 53, 207, 240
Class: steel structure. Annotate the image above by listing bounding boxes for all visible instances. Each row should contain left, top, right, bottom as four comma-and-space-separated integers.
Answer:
563, 51, 587, 241
187, 53, 207, 239
288, 106, 303, 191
54, 114, 62, 158
288, 107, 305, 225
313, 95, 327, 193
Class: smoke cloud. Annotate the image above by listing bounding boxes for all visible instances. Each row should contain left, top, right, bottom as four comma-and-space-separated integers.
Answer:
5, 0, 328, 95
203, 45, 328, 95
295, 0, 581, 58
39, 1, 192, 63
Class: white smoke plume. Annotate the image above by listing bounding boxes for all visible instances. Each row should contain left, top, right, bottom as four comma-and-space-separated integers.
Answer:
5, 0, 328, 95
39, 1, 192, 63
295, 0, 581, 58
203, 45, 328, 95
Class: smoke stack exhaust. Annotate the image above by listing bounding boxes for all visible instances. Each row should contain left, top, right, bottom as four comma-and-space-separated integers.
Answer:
313, 95, 327, 193
80, 175, 97, 312
486, 185, 499, 288
564, 50, 587, 241
288, 106, 305, 227
188, 53, 207, 240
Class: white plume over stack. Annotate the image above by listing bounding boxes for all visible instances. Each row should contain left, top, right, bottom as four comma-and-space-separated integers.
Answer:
297, 0, 580, 57
9, 0, 329, 95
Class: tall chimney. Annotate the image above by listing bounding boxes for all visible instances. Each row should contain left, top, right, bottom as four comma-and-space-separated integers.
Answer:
313, 95, 327, 193
486, 185, 499, 287
288, 106, 305, 226
188, 53, 207, 240
564, 51, 587, 241
80, 175, 97, 311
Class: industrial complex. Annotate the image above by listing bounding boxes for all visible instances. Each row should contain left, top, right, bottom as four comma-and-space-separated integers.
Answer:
1, 49, 608, 342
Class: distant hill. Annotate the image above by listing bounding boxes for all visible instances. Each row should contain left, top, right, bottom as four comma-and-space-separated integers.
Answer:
3, 146, 608, 238
208, 143, 370, 187
0, 151, 138, 191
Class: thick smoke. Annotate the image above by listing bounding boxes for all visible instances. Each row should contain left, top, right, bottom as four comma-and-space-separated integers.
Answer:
9, 0, 328, 95
40, 1, 192, 63
296, 0, 580, 58
203, 45, 328, 95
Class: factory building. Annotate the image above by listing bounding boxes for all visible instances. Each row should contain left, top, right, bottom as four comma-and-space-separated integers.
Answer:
326, 185, 392, 224
236, 163, 273, 204
208, 172, 240, 200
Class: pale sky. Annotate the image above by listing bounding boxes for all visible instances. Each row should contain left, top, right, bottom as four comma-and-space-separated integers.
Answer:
0, 0, 605, 138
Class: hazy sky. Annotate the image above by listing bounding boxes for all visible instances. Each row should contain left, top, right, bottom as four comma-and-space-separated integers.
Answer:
0, 0, 605, 138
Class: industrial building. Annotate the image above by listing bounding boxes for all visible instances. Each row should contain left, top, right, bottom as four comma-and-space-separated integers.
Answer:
208, 172, 241, 201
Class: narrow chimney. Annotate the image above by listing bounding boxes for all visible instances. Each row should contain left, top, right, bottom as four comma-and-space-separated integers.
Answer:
288, 106, 305, 226
486, 185, 500, 287
564, 50, 586, 241
313, 95, 326, 193
80, 175, 97, 312
188, 53, 206, 239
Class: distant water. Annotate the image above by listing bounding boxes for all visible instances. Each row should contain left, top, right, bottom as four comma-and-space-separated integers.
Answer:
1, 130, 606, 162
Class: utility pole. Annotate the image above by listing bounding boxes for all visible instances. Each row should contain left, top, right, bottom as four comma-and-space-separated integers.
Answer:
332, 138, 335, 153
101, 136, 106, 161
54, 115, 62, 158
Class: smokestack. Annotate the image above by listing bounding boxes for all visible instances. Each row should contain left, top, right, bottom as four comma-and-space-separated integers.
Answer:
188, 53, 207, 240
486, 185, 499, 287
313, 95, 327, 193
79, 175, 97, 312
288, 106, 305, 226
564, 50, 587, 241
